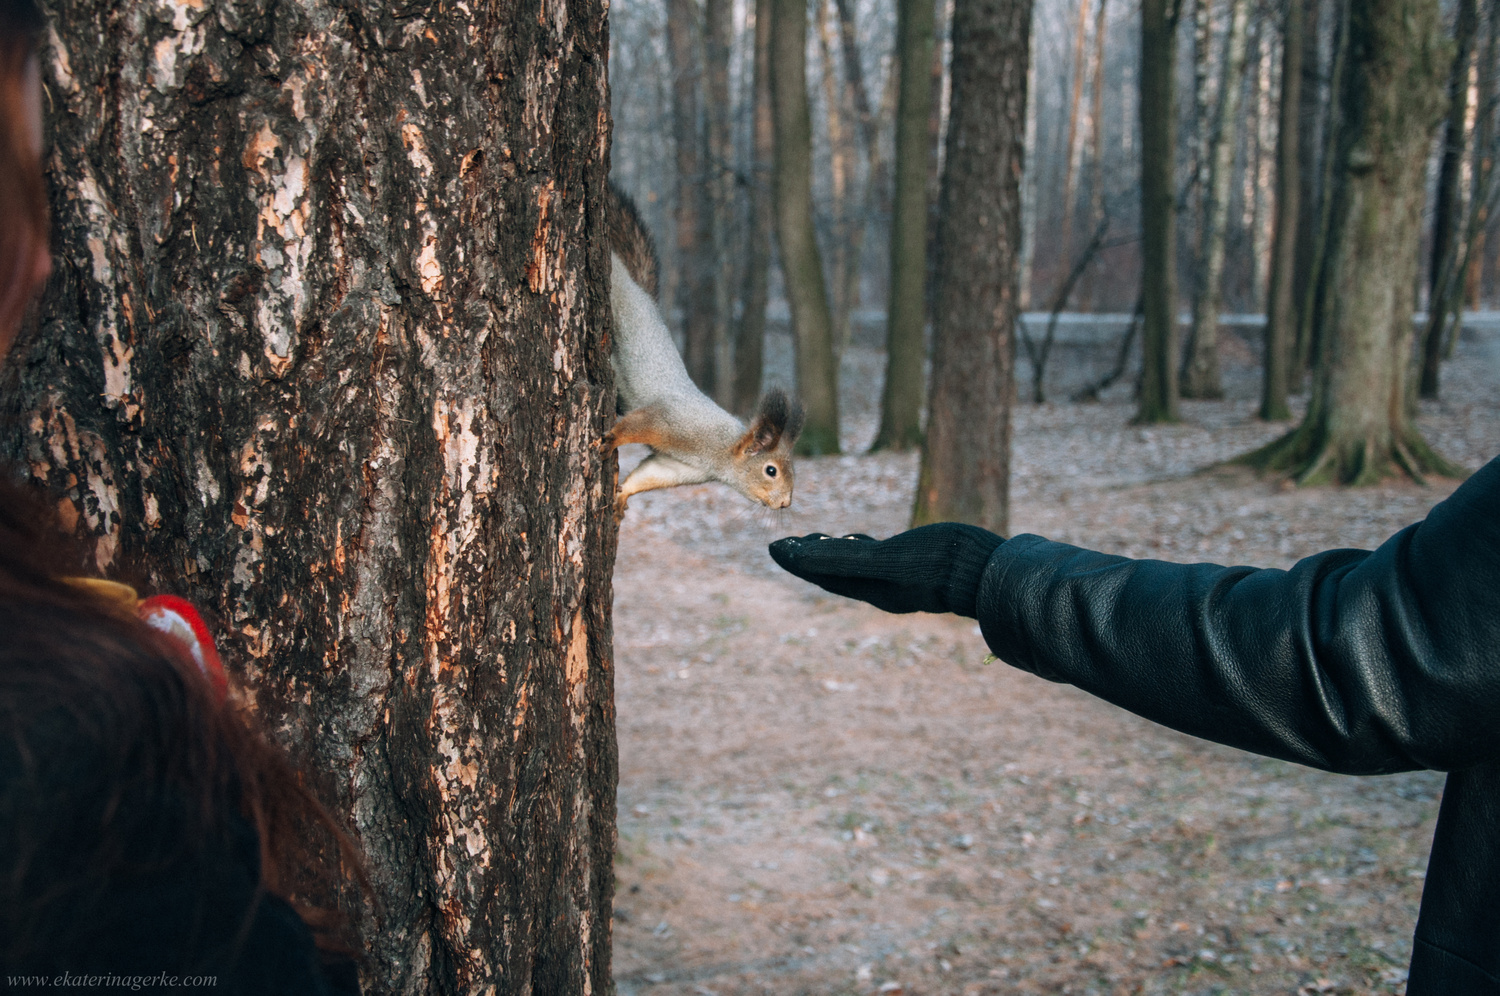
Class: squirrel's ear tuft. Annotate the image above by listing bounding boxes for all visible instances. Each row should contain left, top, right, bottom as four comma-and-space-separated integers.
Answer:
740, 388, 805, 456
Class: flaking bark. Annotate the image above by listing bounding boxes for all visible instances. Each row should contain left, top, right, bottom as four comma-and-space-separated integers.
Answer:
2, 3, 617, 992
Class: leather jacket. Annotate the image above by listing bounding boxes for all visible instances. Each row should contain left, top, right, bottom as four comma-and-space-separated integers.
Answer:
974, 455, 1500, 993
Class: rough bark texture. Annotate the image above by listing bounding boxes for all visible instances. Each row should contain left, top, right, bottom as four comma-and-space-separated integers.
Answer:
1262, 0, 1301, 422
1241, 0, 1462, 485
771, 0, 841, 454
911, 0, 1029, 533
870, 0, 933, 453
1137, 0, 1180, 424
1182, 0, 1249, 400
4, 3, 617, 993
732, 0, 774, 416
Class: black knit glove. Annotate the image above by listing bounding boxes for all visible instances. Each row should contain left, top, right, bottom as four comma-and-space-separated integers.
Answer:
769, 523, 1004, 618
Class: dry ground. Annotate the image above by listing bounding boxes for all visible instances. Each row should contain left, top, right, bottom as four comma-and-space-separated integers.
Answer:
609, 320, 1499, 996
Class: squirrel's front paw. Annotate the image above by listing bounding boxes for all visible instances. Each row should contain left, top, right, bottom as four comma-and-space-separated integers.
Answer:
613, 493, 629, 524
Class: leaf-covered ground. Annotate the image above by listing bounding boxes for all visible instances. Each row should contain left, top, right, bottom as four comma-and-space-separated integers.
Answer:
610, 319, 1499, 996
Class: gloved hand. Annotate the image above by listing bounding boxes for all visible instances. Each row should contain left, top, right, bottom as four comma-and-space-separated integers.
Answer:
769, 523, 1004, 618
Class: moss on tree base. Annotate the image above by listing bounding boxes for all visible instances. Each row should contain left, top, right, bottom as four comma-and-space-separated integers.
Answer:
1234, 421, 1468, 487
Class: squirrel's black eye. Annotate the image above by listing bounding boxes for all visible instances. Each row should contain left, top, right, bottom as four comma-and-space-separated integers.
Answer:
765, 464, 777, 478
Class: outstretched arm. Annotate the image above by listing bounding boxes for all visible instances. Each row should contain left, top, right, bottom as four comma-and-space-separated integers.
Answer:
773, 456, 1500, 775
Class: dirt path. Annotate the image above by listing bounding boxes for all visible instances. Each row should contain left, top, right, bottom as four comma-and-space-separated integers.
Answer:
610, 323, 1498, 996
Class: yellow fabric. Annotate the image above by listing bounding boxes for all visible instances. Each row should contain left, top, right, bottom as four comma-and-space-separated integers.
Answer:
62, 577, 141, 619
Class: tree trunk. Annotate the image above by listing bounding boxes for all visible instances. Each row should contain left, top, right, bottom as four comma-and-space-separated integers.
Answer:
1082, 0, 1110, 311
668, 0, 718, 394
1250, 19, 1277, 311
705, 0, 736, 403
1420, 0, 1481, 398
872, 0, 936, 452
834, 0, 889, 320
1137, 0, 1181, 423
1059, 0, 1094, 267
733, 0, 775, 415
1291, 0, 1327, 380
1241, 0, 1463, 485
1182, 0, 1248, 399
5, 3, 616, 993
817, 0, 856, 355
772, 0, 842, 453
911, 0, 1029, 533
1262, 0, 1302, 421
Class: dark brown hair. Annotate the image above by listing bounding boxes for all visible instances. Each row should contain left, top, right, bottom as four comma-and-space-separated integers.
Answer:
0, 0, 48, 340
0, 475, 370, 963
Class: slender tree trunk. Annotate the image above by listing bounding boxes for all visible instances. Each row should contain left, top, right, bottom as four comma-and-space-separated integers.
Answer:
1137, 0, 1182, 423
1300, 0, 1351, 382
1082, 0, 1110, 310
772, 0, 842, 453
734, 0, 776, 415
1241, 0, 1462, 485
668, 0, 718, 394
1059, 0, 1094, 265
1250, 20, 1277, 310
1262, 0, 1302, 421
911, 0, 1030, 533
872, 0, 936, 452
834, 0, 888, 326
1182, 0, 1248, 399
6, 3, 616, 992
1291, 0, 1326, 382
705, 0, 736, 403
817, 0, 856, 355
1420, 0, 1481, 397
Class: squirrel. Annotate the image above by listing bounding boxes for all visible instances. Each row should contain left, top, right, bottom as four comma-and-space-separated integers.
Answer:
604, 184, 805, 519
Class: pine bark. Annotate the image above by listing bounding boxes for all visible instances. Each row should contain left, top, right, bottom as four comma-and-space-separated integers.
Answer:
1241, 0, 1463, 485
871, 0, 935, 452
1137, 0, 1181, 423
1262, 0, 1302, 421
771, 0, 842, 453
1182, 0, 1249, 399
3, 3, 617, 993
911, 0, 1029, 533
733, 0, 775, 415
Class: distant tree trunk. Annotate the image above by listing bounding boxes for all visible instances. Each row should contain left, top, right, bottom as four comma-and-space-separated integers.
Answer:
734, 0, 775, 415
1182, 0, 1248, 399
912, 0, 1030, 532
1082, 0, 1110, 310
669, 0, 718, 393
1299, 0, 1351, 381
1059, 0, 1094, 265
1137, 0, 1182, 424
817, 0, 856, 355
6, 3, 616, 993
1249, 19, 1277, 310
1189, 0, 1214, 222
834, 0, 889, 315
1419, 0, 1480, 398
872, 0, 935, 452
772, 0, 842, 453
1262, 0, 1302, 421
1241, 0, 1463, 485
705, 0, 736, 403
1291, 0, 1327, 380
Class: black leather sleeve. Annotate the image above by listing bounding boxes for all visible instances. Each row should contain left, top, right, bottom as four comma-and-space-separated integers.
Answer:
974, 456, 1500, 775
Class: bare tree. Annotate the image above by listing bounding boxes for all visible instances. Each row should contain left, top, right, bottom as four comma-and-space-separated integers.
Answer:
772, 0, 842, 453
1182, 0, 1248, 399
1242, 0, 1463, 485
705, 0, 736, 401
1419, 0, 1481, 398
912, 0, 1030, 532
1262, 0, 1302, 421
6, 2, 616, 992
668, 0, 720, 393
872, 0, 936, 452
734, 0, 775, 415
1137, 0, 1184, 423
